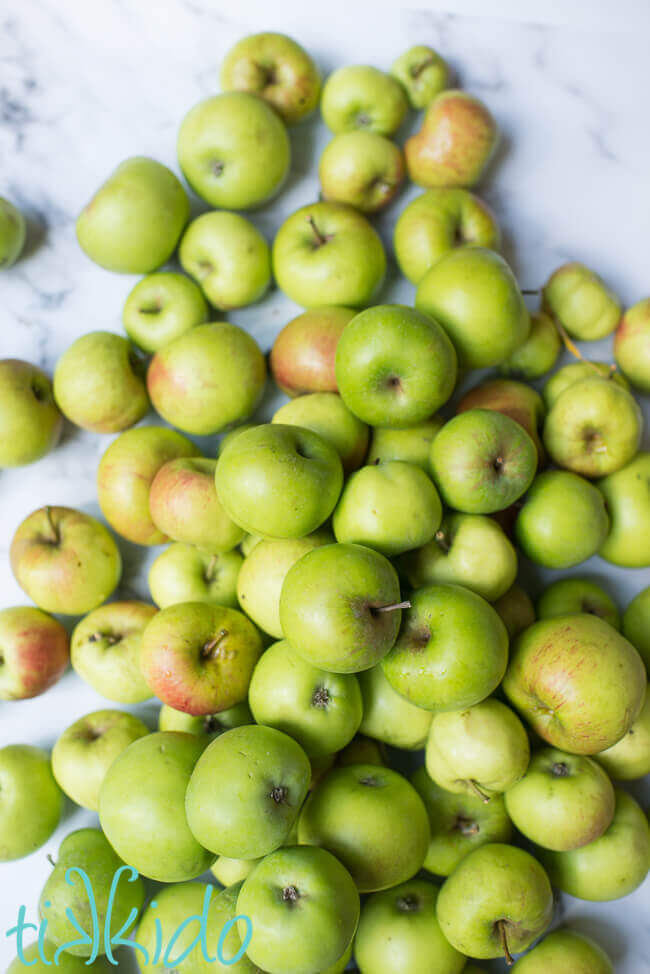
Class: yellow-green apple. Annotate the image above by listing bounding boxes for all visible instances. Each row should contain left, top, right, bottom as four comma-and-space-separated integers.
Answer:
71, 601, 156, 703
390, 45, 449, 108
211, 856, 258, 888
623, 585, 650, 670
149, 544, 242, 609
0, 196, 26, 267
159, 700, 251, 736
6, 942, 110, 974
614, 297, 650, 392
536, 578, 620, 629
177, 92, 290, 209
321, 65, 407, 135
542, 262, 621, 340
270, 306, 356, 396
543, 360, 628, 408
595, 692, 650, 780
0, 359, 62, 467
358, 662, 432, 750
272, 392, 368, 473
76, 157, 189, 273
0, 606, 69, 700
122, 271, 208, 353
512, 929, 613, 974
597, 452, 650, 567
10, 506, 122, 615
319, 131, 404, 213
0, 744, 63, 861
366, 417, 443, 470
493, 584, 535, 639
500, 311, 561, 380
456, 377, 546, 463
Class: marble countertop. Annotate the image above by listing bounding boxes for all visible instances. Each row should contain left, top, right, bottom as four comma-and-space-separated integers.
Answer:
1, 1, 649, 970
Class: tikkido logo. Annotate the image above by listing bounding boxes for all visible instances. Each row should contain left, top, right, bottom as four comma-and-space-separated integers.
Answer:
6, 866, 253, 967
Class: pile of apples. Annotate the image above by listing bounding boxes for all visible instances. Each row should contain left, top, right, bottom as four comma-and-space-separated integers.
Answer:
2, 29, 650, 974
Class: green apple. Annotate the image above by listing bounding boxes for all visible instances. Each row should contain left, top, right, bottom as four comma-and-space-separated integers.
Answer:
382, 583, 508, 711
71, 600, 156, 703
298, 763, 430, 891
436, 844, 553, 962
394, 188, 500, 284
358, 662, 432, 750
366, 416, 444, 470
272, 392, 368, 473
319, 131, 404, 213
99, 731, 213, 882
220, 32, 321, 125
615, 297, 650, 392
39, 827, 145, 956
354, 878, 466, 974
280, 542, 402, 673
97, 425, 199, 545
123, 271, 209, 353
492, 584, 535, 640
149, 544, 243, 609
539, 789, 649, 901
215, 424, 343, 539
0, 744, 63, 861
595, 692, 650, 780
416, 247, 529, 368
272, 201, 386, 308
52, 709, 149, 811
54, 331, 148, 433
320, 65, 407, 135
504, 747, 615, 850
10, 506, 121, 615
543, 360, 628, 408
411, 766, 512, 877
211, 855, 258, 886
248, 640, 362, 757
503, 614, 645, 753
0, 359, 62, 466
512, 929, 613, 974
406, 90, 498, 188
500, 311, 561, 380
400, 512, 517, 602
179, 211, 271, 310
337, 734, 385, 768
77, 156, 189, 273
456, 377, 546, 464
140, 601, 262, 715
542, 261, 621, 340
159, 700, 252, 736
0, 605, 69, 700
239, 532, 261, 556
536, 577, 620, 629
270, 306, 356, 396
597, 452, 650, 567
177, 92, 290, 209
333, 460, 442, 556
0, 196, 26, 266
237, 845, 359, 974
335, 305, 457, 426
236, 531, 332, 638
390, 45, 449, 108
6, 942, 110, 974
186, 724, 310, 857
623, 585, 650, 670
514, 470, 609, 568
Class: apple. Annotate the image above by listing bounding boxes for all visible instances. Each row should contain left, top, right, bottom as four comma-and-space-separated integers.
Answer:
597, 452, 650, 567
335, 305, 457, 426
411, 766, 513, 877
515, 470, 609, 568
543, 360, 629, 408
149, 543, 242, 609
503, 614, 645, 753
319, 131, 404, 213
279, 542, 402, 673
272, 392, 368, 473
623, 585, 650, 671
394, 188, 500, 284
500, 311, 561, 380
10, 505, 122, 615
248, 639, 362, 757
595, 692, 650, 780
298, 763, 430, 891
159, 700, 252, 736
366, 416, 444, 470
382, 583, 508, 711
0, 359, 62, 467
140, 601, 263, 716
236, 531, 332, 638
0, 196, 26, 267
215, 424, 343, 539
320, 65, 408, 135
76, 156, 189, 273
354, 878, 466, 974
539, 788, 649, 901
390, 45, 449, 108
53, 331, 149, 433
240, 532, 261, 556
52, 708, 149, 811
337, 734, 385, 768
0, 606, 69, 700
0, 744, 63, 861
416, 247, 529, 368
147, 322, 266, 436
272, 201, 386, 308
177, 92, 290, 209
456, 377, 546, 463
211, 856, 258, 887
358, 662, 433, 750
492, 584, 535, 639
270, 306, 356, 396
400, 512, 518, 602
220, 32, 321, 124
179, 211, 271, 310
406, 90, 498, 188
122, 271, 208, 353
70, 600, 156, 704
511, 929, 613, 974
614, 297, 650, 392
7, 943, 110, 974
542, 261, 621, 340
536, 577, 620, 629
97, 425, 199, 545
436, 844, 553, 963
237, 845, 360, 974
504, 747, 615, 850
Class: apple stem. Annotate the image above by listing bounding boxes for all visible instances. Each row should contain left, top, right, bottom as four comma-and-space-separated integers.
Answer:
550, 315, 618, 378
307, 216, 329, 247
202, 629, 228, 659
204, 554, 218, 584
497, 920, 514, 966
410, 55, 435, 78
47, 854, 56, 868
434, 530, 450, 554
469, 779, 491, 804
521, 289, 539, 296
373, 600, 412, 614
44, 506, 60, 545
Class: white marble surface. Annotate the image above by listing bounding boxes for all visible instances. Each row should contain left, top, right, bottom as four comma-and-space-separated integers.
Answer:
1, 1, 649, 971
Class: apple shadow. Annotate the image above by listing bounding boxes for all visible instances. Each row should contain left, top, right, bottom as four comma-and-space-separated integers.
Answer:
20, 211, 47, 261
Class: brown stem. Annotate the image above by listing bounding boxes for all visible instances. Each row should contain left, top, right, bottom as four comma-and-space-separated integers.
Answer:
434, 529, 450, 554
410, 54, 435, 78
307, 215, 329, 247
44, 506, 60, 545
47, 854, 56, 868
497, 920, 514, 966
202, 629, 228, 659
468, 779, 491, 804
550, 316, 617, 377
373, 600, 412, 613
521, 288, 540, 295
